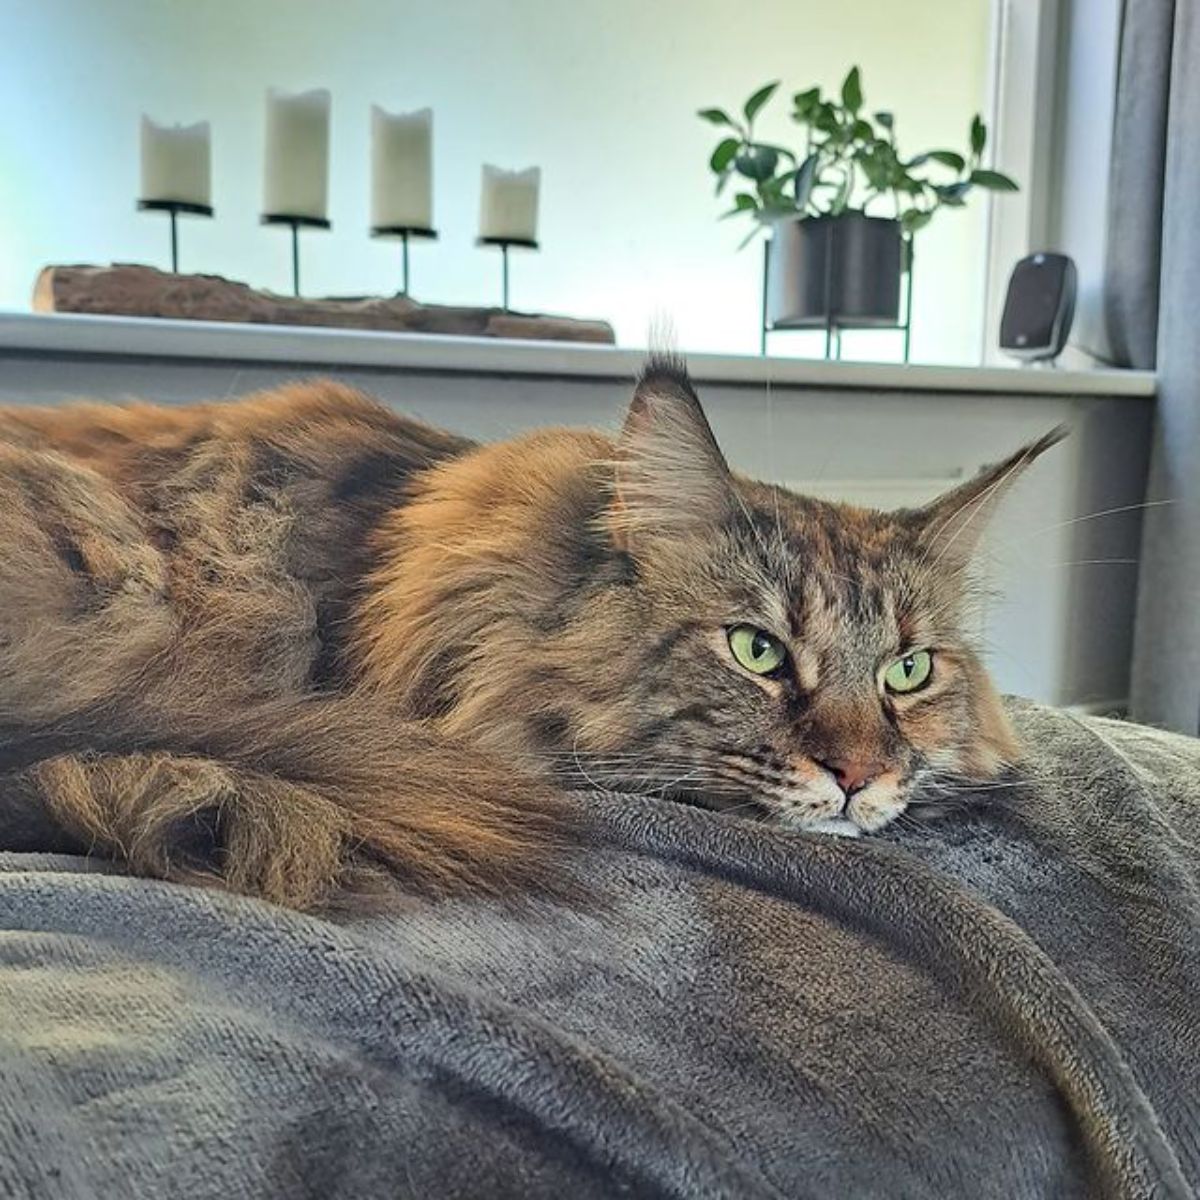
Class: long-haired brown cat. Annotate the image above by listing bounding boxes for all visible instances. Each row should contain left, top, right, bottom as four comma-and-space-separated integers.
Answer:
0, 356, 1060, 910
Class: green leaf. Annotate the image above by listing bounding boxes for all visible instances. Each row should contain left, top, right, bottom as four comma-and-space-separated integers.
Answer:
738, 223, 767, 250
709, 137, 740, 174
814, 103, 840, 135
792, 86, 821, 117
874, 111, 894, 130
755, 143, 799, 162
757, 175, 791, 207
928, 150, 966, 171
719, 192, 759, 218
743, 82, 780, 124
841, 65, 863, 113
970, 114, 986, 157
901, 208, 934, 234
698, 107, 734, 126
852, 119, 874, 142
793, 152, 820, 209
970, 168, 1019, 191
857, 150, 888, 191
720, 192, 760, 219
871, 141, 898, 166
734, 145, 779, 182
905, 153, 929, 169
935, 181, 971, 206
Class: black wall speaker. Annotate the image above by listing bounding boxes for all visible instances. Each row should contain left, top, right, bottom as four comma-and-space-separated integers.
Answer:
999, 252, 1077, 364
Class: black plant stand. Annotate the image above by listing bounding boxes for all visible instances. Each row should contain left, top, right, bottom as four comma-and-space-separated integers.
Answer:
761, 230, 915, 363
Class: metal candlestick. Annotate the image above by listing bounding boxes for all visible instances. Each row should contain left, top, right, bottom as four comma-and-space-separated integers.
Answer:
261, 213, 332, 297
137, 199, 214, 274
371, 225, 438, 296
477, 236, 539, 312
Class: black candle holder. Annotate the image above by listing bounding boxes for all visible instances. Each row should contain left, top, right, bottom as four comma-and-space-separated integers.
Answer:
261, 213, 332, 297
477, 236, 539, 312
371, 225, 438, 297
137, 199, 214, 274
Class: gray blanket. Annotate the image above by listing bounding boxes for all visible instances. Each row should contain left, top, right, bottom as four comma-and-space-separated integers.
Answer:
1, 699, 1198, 1199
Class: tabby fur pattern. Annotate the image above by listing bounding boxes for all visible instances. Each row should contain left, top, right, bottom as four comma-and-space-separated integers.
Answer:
0, 358, 1061, 908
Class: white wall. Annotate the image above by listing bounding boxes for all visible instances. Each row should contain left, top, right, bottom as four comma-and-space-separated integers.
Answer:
0, 0, 993, 362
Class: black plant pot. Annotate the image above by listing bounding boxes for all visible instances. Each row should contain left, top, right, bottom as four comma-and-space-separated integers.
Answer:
766, 214, 903, 329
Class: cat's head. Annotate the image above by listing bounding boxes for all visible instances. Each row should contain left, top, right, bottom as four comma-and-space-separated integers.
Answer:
372, 355, 1062, 836
586, 355, 1063, 834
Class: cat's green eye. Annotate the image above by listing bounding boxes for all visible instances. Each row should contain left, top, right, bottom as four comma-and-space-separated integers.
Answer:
884, 650, 934, 694
727, 625, 788, 676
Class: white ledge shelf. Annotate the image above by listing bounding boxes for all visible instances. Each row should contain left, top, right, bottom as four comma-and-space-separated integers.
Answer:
0, 311, 1155, 399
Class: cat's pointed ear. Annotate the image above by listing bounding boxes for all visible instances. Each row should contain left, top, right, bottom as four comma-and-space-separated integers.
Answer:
609, 355, 734, 549
910, 426, 1067, 567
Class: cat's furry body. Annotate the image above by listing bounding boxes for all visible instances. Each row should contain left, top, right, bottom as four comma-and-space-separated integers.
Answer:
0, 360, 1059, 908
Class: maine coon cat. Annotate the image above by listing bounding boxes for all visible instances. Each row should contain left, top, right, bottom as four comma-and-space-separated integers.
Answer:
0, 356, 1061, 909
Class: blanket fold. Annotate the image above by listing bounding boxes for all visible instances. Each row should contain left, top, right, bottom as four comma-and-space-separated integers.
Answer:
0, 699, 1197, 1199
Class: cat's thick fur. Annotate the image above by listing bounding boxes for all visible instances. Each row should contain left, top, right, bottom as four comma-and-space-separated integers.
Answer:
0, 359, 1060, 908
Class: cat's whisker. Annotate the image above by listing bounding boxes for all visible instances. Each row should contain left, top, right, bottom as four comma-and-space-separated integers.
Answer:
976, 552, 1140, 572
915, 775, 1030, 792
710, 800, 770, 818
768, 480, 796, 597
567, 733, 619, 794
534, 751, 712, 766
548, 744, 746, 800
546, 758, 732, 782
995, 498, 1174, 545
917, 782, 1026, 795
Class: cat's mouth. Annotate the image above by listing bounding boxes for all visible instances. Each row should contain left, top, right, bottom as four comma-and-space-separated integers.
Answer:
670, 776, 909, 836
558, 752, 912, 835
769, 779, 908, 836
725, 754, 911, 835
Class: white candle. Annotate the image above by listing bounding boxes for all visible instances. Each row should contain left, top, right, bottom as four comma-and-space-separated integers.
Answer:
371, 106, 433, 231
140, 116, 211, 208
263, 88, 331, 220
479, 165, 540, 242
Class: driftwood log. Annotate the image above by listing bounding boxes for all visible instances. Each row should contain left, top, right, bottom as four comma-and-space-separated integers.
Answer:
33, 264, 615, 344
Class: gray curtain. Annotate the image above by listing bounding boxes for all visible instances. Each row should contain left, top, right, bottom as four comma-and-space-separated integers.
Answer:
1108, 0, 1200, 734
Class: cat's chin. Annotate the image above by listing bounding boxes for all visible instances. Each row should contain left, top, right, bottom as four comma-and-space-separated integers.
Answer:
769, 789, 908, 837
801, 817, 862, 839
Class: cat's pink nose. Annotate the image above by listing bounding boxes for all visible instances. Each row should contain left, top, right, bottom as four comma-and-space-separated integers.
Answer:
818, 758, 884, 798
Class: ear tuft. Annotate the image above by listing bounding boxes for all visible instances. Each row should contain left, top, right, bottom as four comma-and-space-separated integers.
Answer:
610, 356, 732, 550
1015, 423, 1069, 463
635, 352, 696, 399
913, 425, 1068, 567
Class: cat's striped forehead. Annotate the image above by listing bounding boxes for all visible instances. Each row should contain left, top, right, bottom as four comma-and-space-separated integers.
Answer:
735, 483, 937, 661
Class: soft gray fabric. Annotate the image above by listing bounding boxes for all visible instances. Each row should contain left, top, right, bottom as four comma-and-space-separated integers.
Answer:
1110, 0, 1200, 733
1, 699, 1198, 1199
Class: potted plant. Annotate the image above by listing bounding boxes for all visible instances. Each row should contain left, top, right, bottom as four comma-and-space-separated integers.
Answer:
699, 67, 1018, 330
